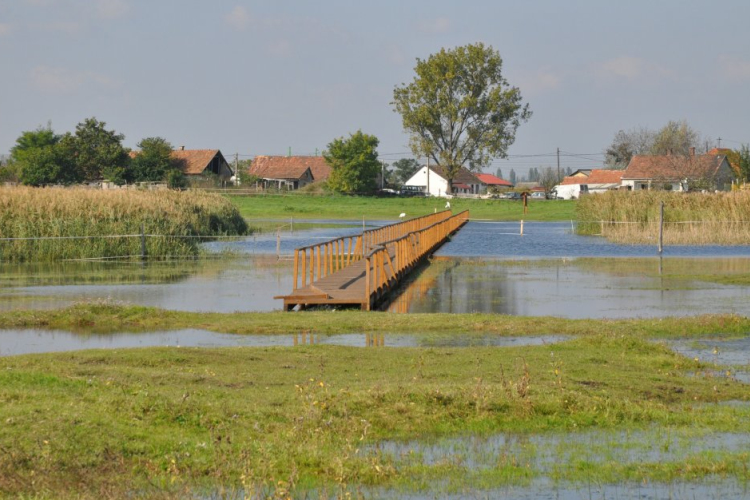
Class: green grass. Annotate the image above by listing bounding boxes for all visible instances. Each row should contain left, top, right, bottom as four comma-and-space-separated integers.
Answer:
1, 331, 748, 498
2, 303, 749, 338
226, 193, 576, 222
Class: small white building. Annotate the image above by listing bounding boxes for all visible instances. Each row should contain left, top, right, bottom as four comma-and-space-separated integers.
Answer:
554, 169, 624, 200
403, 165, 483, 197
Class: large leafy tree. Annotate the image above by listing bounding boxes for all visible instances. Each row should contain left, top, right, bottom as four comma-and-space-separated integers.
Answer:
131, 137, 175, 182
9, 124, 78, 185
738, 145, 750, 183
650, 120, 701, 156
392, 43, 531, 193
71, 117, 130, 184
323, 131, 381, 194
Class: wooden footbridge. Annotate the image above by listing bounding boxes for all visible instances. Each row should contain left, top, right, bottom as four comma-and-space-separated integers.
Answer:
276, 210, 469, 311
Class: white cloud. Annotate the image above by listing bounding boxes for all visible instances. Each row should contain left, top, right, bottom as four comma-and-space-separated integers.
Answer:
94, 0, 130, 20
597, 56, 673, 82
719, 55, 750, 81
226, 5, 251, 30
417, 17, 451, 35
0, 23, 12, 37
30, 66, 117, 94
515, 68, 562, 95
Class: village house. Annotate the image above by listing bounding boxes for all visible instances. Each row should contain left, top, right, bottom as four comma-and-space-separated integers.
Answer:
171, 148, 234, 180
554, 169, 624, 200
621, 149, 733, 192
475, 173, 514, 191
249, 156, 331, 190
403, 165, 483, 196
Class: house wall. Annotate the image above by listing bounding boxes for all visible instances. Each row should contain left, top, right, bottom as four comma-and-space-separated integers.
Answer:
404, 166, 448, 197
554, 184, 583, 200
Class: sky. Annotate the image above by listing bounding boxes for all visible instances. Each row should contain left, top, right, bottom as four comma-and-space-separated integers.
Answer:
1, 0, 750, 178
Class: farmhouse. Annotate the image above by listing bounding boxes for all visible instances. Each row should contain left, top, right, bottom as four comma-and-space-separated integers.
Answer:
475, 173, 514, 190
555, 169, 624, 200
621, 150, 733, 192
250, 156, 331, 190
403, 165, 483, 196
171, 149, 234, 180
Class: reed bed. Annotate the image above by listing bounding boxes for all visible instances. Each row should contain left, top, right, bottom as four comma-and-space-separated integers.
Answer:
576, 190, 750, 245
0, 186, 248, 261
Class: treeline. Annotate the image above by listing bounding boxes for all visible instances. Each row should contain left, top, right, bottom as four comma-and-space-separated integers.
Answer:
0, 118, 187, 188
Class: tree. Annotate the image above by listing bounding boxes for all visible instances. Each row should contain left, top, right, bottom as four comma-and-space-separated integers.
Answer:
495, 168, 503, 180
605, 126, 655, 168
738, 145, 750, 183
392, 43, 531, 193
10, 123, 59, 163
391, 158, 420, 184
323, 131, 381, 194
509, 168, 517, 186
538, 167, 562, 197
131, 137, 174, 182
71, 117, 130, 184
650, 120, 701, 156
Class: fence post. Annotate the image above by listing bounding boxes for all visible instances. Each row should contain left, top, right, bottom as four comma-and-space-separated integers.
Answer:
658, 201, 664, 254
520, 220, 524, 236
140, 223, 146, 260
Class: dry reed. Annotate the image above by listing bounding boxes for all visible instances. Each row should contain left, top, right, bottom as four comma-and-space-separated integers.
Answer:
576, 190, 750, 245
0, 186, 248, 261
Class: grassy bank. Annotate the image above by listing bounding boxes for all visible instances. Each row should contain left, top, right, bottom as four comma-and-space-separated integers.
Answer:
576, 190, 750, 245
2, 302, 749, 338
0, 187, 248, 262
1, 331, 747, 498
227, 193, 575, 222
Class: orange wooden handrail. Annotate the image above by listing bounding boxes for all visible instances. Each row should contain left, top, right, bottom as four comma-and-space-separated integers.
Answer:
363, 210, 469, 309
290, 209, 459, 291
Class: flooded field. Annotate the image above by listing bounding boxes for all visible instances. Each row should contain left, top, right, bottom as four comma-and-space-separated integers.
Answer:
4, 221, 750, 318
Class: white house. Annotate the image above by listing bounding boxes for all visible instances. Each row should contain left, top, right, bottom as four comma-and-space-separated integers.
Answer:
403, 165, 483, 197
554, 169, 624, 200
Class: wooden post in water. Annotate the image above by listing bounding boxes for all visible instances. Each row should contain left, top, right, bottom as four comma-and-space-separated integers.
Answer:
658, 201, 664, 254
520, 220, 524, 236
140, 223, 146, 260
276, 229, 281, 258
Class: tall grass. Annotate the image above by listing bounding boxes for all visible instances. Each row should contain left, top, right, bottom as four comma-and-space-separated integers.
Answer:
576, 190, 750, 245
0, 187, 248, 261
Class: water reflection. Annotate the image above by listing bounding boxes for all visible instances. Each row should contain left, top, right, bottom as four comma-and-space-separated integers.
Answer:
0, 329, 568, 356
388, 256, 750, 318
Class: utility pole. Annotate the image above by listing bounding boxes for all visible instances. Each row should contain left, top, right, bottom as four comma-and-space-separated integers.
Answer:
234, 153, 239, 176
556, 147, 560, 181
426, 155, 430, 196
717, 137, 722, 149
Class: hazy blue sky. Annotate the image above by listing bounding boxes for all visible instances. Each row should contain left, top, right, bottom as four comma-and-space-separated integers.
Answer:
1, 0, 749, 176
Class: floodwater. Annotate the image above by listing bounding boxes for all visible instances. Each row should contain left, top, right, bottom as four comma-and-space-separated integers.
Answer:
0, 329, 567, 357
2, 221, 750, 317
666, 335, 750, 384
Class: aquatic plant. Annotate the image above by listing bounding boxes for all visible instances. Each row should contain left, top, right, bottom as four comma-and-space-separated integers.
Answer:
0, 186, 248, 261
576, 190, 750, 245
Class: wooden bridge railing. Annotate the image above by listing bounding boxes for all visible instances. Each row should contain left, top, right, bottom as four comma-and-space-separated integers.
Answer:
292, 234, 363, 290
362, 210, 454, 253
364, 210, 469, 310
291, 210, 456, 291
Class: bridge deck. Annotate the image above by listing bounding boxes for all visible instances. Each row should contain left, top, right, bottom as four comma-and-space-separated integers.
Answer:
276, 210, 468, 311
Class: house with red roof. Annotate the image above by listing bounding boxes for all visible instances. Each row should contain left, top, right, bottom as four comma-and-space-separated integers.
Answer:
554, 169, 624, 200
621, 150, 733, 192
170, 148, 234, 179
475, 173, 514, 190
249, 155, 331, 190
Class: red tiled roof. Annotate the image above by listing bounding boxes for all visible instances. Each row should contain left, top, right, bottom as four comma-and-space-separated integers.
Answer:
623, 154, 726, 180
585, 169, 624, 184
476, 173, 513, 186
171, 149, 223, 175
251, 156, 331, 182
